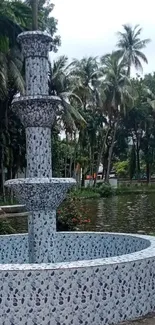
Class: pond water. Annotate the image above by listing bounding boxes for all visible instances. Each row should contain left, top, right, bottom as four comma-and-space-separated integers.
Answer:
4, 194, 155, 235
77, 194, 155, 234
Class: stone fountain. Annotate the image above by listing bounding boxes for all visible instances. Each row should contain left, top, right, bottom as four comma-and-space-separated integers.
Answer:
5, 31, 76, 263
1, 30, 155, 324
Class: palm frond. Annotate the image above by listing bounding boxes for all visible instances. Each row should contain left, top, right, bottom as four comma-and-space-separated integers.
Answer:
134, 50, 148, 64
116, 24, 150, 74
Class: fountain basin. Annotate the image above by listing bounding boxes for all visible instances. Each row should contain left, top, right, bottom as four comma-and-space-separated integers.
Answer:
12, 95, 61, 127
5, 178, 76, 210
0, 232, 154, 324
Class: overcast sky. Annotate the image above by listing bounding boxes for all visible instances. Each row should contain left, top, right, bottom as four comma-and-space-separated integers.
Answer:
52, 0, 155, 75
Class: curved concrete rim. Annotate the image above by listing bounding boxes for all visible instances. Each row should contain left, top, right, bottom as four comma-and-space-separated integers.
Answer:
17, 30, 52, 41
12, 95, 61, 104
0, 232, 154, 271
5, 177, 76, 185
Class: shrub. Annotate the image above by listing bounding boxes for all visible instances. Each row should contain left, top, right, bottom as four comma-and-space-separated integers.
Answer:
56, 195, 91, 231
114, 160, 129, 178
97, 183, 114, 197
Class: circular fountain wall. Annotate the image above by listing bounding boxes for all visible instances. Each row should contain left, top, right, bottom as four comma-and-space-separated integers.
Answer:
3, 30, 155, 325
0, 232, 155, 324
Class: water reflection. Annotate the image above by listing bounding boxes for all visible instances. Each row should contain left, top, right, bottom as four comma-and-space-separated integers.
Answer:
78, 194, 155, 234
4, 194, 155, 234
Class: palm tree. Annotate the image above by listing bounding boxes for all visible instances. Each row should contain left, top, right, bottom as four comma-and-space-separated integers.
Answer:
100, 52, 134, 182
116, 24, 150, 76
25, 0, 38, 30
25, 0, 61, 50
70, 57, 101, 110
69, 57, 103, 185
31, 0, 38, 30
49, 56, 85, 133
49, 56, 87, 182
0, 1, 32, 46
0, 0, 30, 199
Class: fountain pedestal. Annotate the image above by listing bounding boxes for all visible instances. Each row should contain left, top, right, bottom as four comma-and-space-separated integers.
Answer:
5, 31, 76, 263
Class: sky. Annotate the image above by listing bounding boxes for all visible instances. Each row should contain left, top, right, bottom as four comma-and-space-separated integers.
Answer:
52, 0, 155, 75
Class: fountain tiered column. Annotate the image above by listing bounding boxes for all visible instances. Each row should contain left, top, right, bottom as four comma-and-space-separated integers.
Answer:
5, 31, 76, 263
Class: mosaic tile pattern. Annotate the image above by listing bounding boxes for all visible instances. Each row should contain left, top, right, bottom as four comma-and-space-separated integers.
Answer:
17, 31, 52, 58
25, 57, 49, 95
54, 232, 150, 262
0, 232, 150, 264
28, 210, 56, 263
0, 234, 28, 263
0, 234, 154, 324
5, 178, 76, 211
12, 96, 60, 128
5, 177, 76, 263
26, 127, 52, 177
7, 31, 76, 263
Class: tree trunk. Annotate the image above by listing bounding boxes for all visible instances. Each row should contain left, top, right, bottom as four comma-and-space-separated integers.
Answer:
146, 161, 150, 184
64, 132, 68, 178
129, 144, 136, 180
1, 147, 5, 202
69, 156, 72, 177
94, 127, 110, 186
136, 141, 141, 181
127, 65, 130, 77
32, 0, 38, 30
81, 172, 85, 187
64, 156, 67, 178
105, 123, 117, 183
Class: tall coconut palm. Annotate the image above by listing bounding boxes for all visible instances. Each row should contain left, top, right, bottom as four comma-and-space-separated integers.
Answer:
49, 56, 85, 133
0, 0, 30, 199
116, 24, 150, 76
25, 0, 60, 50
31, 0, 38, 30
0, 1, 32, 47
68, 57, 103, 185
100, 52, 135, 182
49, 56, 86, 183
70, 57, 101, 110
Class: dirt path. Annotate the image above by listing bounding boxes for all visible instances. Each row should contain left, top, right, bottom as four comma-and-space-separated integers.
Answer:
119, 313, 155, 325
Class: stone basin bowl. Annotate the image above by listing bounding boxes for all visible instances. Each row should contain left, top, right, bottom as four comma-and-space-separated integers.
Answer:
5, 177, 76, 211
0, 232, 155, 324
12, 95, 61, 127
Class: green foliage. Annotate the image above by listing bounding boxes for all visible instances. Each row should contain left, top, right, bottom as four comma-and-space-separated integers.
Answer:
0, 8, 155, 196
0, 220, 15, 234
97, 184, 114, 197
56, 195, 91, 231
129, 145, 136, 179
114, 160, 129, 178
71, 187, 100, 199
116, 24, 150, 75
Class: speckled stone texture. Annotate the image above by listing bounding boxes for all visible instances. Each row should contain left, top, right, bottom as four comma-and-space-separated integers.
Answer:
119, 314, 155, 325
26, 127, 52, 177
12, 96, 60, 128
5, 178, 76, 211
0, 232, 150, 264
5, 178, 76, 263
52, 232, 150, 262
28, 210, 57, 263
25, 56, 49, 95
5, 31, 76, 263
0, 234, 154, 324
17, 31, 52, 58
0, 234, 28, 263
17, 32, 52, 96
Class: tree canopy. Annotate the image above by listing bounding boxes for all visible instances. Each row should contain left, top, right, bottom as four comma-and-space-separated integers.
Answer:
0, 1, 154, 198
